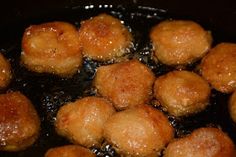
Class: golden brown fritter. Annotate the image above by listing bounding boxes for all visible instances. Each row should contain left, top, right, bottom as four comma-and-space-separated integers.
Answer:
94, 59, 155, 110
154, 70, 210, 117
0, 53, 11, 89
200, 43, 236, 93
150, 20, 212, 65
55, 96, 115, 147
78, 13, 132, 61
45, 145, 95, 157
164, 127, 235, 157
0, 92, 40, 151
21, 21, 82, 77
103, 105, 174, 157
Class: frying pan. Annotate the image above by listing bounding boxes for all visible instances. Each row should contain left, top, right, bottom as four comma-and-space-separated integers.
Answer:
0, 0, 236, 156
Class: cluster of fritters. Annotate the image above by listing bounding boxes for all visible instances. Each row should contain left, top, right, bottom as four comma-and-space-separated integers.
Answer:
0, 13, 236, 157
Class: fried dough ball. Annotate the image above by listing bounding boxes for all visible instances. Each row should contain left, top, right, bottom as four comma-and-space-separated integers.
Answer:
0, 92, 40, 151
150, 20, 212, 65
94, 59, 155, 110
55, 96, 115, 147
78, 13, 132, 61
164, 127, 235, 157
200, 43, 236, 93
45, 145, 95, 157
229, 90, 236, 123
103, 105, 174, 157
21, 21, 82, 77
0, 53, 11, 89
154, 70, 211, 117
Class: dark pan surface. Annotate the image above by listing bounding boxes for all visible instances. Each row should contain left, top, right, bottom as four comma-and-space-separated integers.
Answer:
0, 5, 235, 157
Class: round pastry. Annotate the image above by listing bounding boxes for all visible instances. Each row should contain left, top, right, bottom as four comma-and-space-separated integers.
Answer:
94, 59, 155, 110
154, 70, 211, 117
164, 127, 235, 157
55, 96, 115, 147
150, 20, 212, 65
200, 43, 236, 93
103, 105, 174, 156
78, 13, 132, 61
0, 92, 40, 151
0, 53, 11, 89
45, 145, 95, 157
21, 21, 82, 77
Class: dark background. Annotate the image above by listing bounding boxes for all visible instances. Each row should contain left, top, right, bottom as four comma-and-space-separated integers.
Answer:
0, 0, 236, 37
